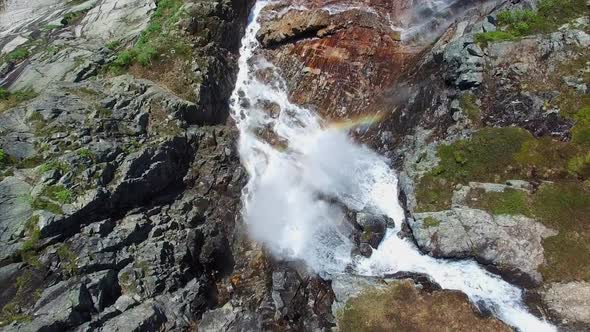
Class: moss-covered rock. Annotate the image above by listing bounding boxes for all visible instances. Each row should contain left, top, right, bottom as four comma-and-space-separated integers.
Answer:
466, 182, 590, 282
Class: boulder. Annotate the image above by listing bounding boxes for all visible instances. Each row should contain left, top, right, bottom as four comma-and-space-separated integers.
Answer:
411, 208, 557, 286
541, 281, 590, 327
97, 301, 167, 332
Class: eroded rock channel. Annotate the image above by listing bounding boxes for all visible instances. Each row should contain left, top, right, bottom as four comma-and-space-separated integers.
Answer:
0, 0, 589, 331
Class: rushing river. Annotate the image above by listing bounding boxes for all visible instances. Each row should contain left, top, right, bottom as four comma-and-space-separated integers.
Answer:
229, 1, 556, 331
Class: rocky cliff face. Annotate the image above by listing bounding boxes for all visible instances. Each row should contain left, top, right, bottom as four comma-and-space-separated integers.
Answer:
1, 0, 590, 331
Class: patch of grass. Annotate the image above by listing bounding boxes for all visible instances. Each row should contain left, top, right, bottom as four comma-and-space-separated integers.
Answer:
572, 106, 590, 147
56, 244, 78, 277
31, 197, 62, 215
44, 185, 73, 204
434, 128, 532, 183
77, 148, 94, 159
42, 24, 61, 31
476, 0, 590, 46
0, 149, 7, 167
467, 188, 530, 216
337, 280, 510, 332
4, 48, 30, 63
39, 160, 70, 174
415, 174, 454, 212
61, 10, 87, 26
20, 216, 41, 268
474, 31, 517, 46
459, 93, 481, 124
109, 0, 189, 71
105, 40, 121, 51
0, 88, 38, 112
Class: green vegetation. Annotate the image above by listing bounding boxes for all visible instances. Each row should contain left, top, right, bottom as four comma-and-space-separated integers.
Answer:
44, 185, 73, 204
0, 88, 38, 112
4, 48, 30, 63
0, 272, 36, 327
459, 93, 481, 124
57, 244, 78, 277
475, 0, 590, 46
467, 188, 530, 216
77, 148, 95, 159
474, 31, 516, 46
31, 185, 73, 214
415, 126, 588, 210
20, 216, 41, 268
572, 107, 590, 147
0, 149, 7, 167
109, 0, 189, 72
337, 281, 510, 332
61, 10, 87, 26
42, 24, 61, 31
39, 160, 70, 174
105, 40, 121, 51
423, 217, 441, 228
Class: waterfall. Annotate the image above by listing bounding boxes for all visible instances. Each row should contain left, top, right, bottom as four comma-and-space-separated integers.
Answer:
229, 1, 556, 331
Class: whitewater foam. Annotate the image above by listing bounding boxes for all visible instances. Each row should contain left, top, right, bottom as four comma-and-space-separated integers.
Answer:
229, 2, 556, 331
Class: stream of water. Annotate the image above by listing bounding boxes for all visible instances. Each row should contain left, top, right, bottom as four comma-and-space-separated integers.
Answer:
229, 1, 556, 331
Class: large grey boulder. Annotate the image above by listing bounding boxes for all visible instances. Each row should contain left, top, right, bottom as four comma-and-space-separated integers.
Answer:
411, 208, 557, 286
438, 35, 485, 89
97, 301, 166, 332
541, 281, 590, 327
24, 280, 95, 330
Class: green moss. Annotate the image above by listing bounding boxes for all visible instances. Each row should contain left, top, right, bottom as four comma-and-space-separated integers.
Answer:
435, 128, 531, 183
468, 188, 531, 216
423, 217, 441, 228
415, 174, 454, 212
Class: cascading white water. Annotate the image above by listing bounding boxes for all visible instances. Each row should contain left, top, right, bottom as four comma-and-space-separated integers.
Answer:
230, 2, 556, 331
